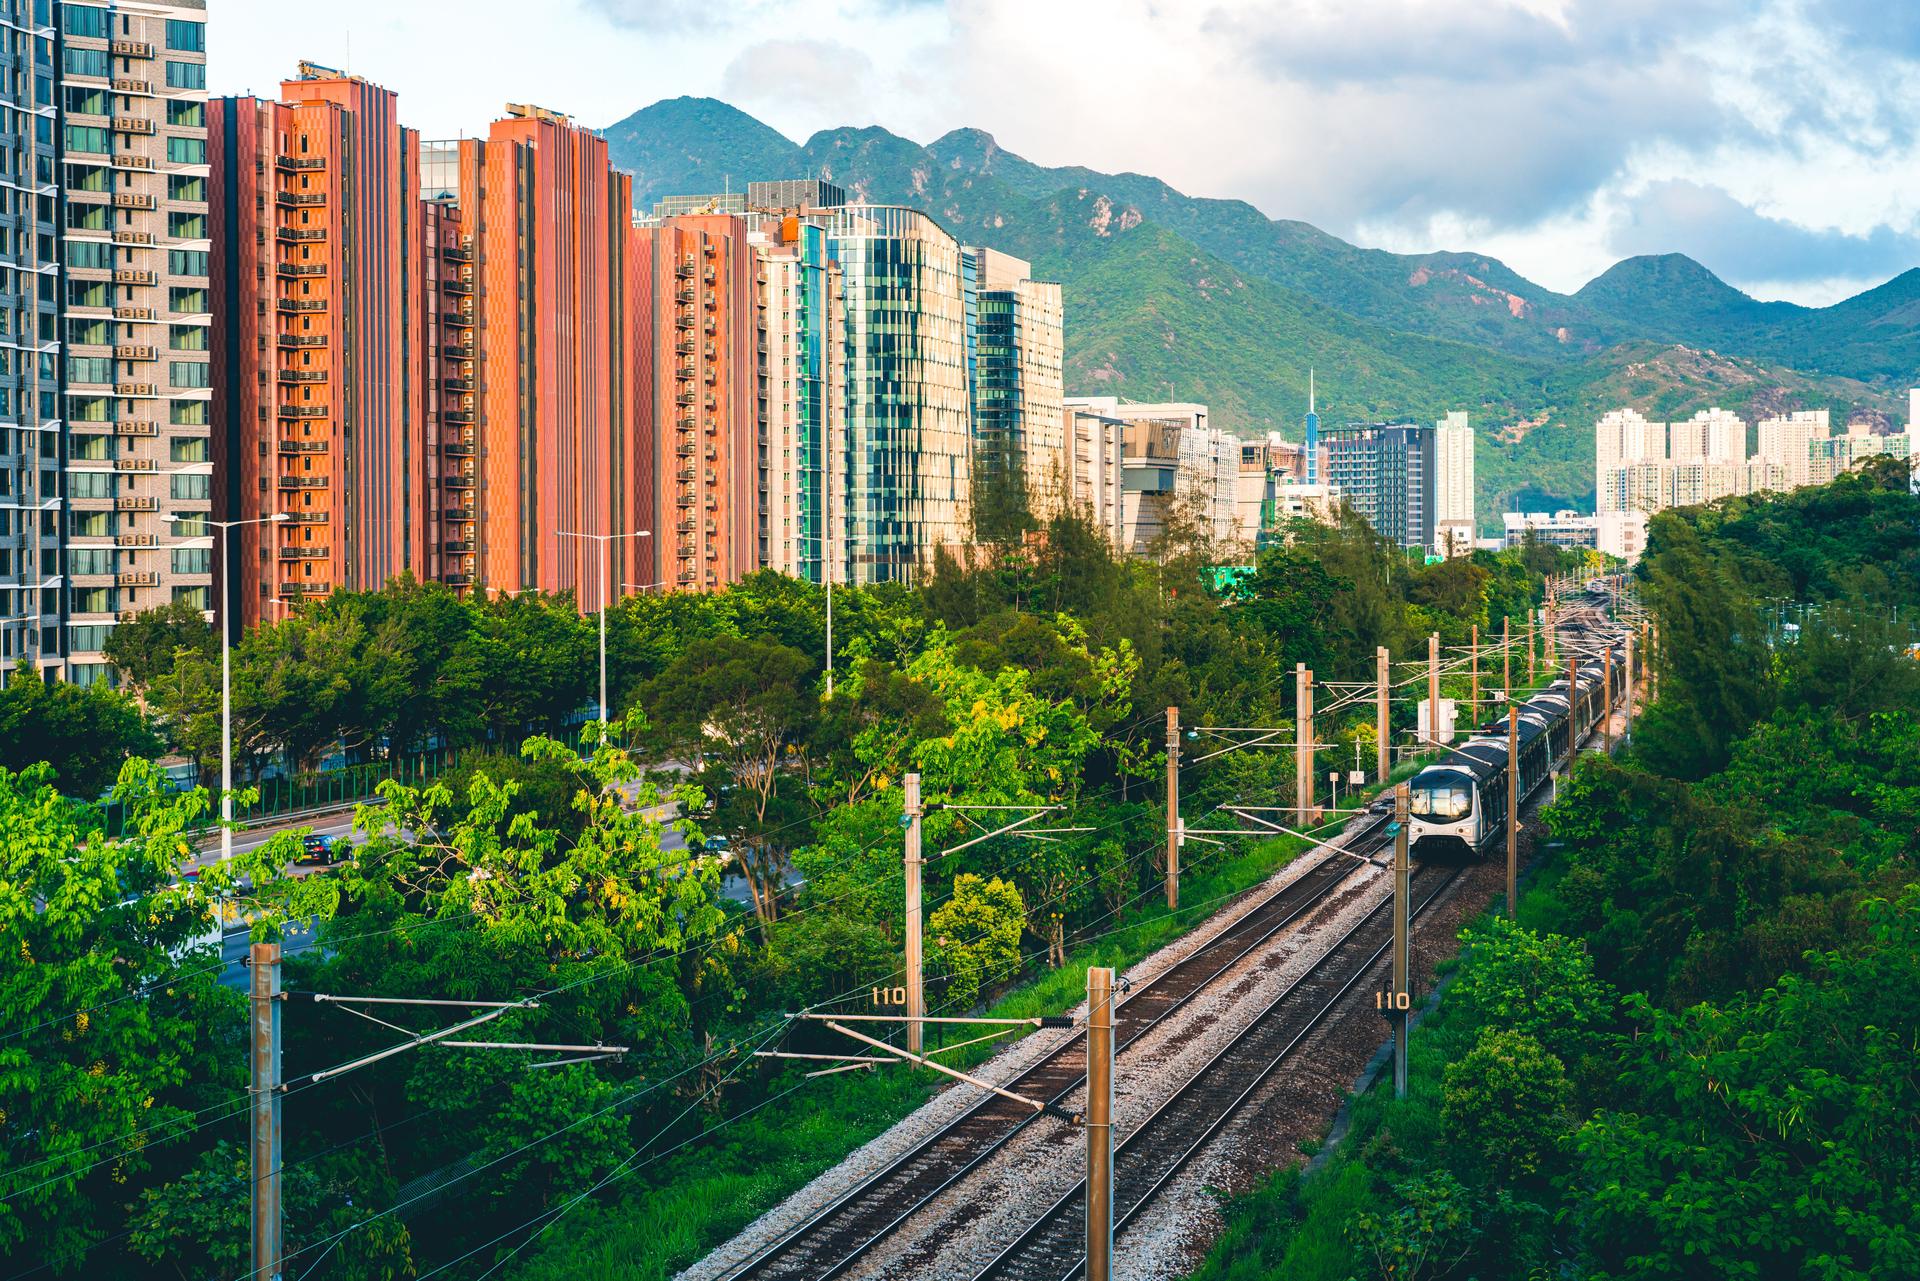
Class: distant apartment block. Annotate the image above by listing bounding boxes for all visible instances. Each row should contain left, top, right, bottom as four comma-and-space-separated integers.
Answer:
1433, 411, 1475, 555
1597, 404, 1912, 517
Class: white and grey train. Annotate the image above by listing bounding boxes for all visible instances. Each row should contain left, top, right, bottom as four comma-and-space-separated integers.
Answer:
1407, 614, 1629, 861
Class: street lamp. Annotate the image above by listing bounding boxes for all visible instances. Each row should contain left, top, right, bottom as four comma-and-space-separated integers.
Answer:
166, 510, 290, 863
555, 529, 652, 723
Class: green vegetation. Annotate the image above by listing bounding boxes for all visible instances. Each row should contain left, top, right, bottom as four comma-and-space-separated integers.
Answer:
606, 97, 1918, 526
1190, 458, 1920, 1280
0, 513, 1580, 1280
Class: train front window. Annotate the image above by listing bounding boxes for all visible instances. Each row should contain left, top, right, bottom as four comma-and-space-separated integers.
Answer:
1411, 781, 1472, 820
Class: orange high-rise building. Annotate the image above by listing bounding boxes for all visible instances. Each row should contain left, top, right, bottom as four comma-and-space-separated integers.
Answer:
431, 106, 644, 603
210, 64, 442, 628
632, 213, 760, 591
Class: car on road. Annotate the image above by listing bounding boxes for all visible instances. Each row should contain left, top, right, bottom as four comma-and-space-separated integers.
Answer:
296, 833, 338, 866
702, 835, 731, 854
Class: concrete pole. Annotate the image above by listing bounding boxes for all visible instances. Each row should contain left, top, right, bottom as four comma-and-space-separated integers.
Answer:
598, 539, 610, 724
1392, 783, 1410, 1100
1164, 706, 1180, 911
1294, 664, 1312, 825
1568, 655, 1580, 749
1506, 706, 1520, 920
1427, 632, 1440, 751
904, 773, 924, 1057
1470, 623, 1480, 726
1603, 647, 1615, 755
1625, 629, 1636, 740
250, 942, 282, 1281
1375, 646, 1390, 783
1527, 612, 1537, 684
220, 523, 233, 863
1085, 965, 1115, 1281
1502, 616, 1511, 701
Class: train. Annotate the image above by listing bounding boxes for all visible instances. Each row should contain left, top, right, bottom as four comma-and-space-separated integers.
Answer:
1406, 609, 1629, 861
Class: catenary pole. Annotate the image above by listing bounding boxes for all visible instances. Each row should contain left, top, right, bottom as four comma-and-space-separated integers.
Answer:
1502, 615, 1511, 700
1427, 632, 1441, 749
1470, 623, 1479, 724
250, 942, 283, 1281
1085, 965, 1115, 1281
1375, 646, 1390, 783
904, 772, 924, 1056
1603, 646, 1615, 755
1294, 664, 1312, 825
1165, 706, 1180, 910
1392, 783, 1410, 1099
1507, 706, 1520, 920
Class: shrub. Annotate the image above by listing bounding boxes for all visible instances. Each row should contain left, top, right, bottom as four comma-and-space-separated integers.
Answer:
1442, 1028, 1572, 1185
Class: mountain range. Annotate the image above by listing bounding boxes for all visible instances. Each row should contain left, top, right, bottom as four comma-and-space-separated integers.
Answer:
601, 97, 1920, 527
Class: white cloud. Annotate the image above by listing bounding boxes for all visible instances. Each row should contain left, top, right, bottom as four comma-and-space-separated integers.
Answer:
212, 0, 1920, 304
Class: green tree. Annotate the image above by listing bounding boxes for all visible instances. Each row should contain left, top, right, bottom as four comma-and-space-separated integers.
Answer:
102, 599, 214, 695
0, 677, 162, 797
927, 874, 1025, 1009
1442, 1028, 1572, 1184
0, 761, 243, 1269
643, 634, 817, 923
1344, 1169, 1478, 1281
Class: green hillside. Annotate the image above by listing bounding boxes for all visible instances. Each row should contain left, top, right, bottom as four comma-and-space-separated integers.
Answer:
601, 98, 1916, 527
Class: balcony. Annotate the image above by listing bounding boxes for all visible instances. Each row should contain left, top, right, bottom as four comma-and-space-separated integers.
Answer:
277, 476, 329, 489
675, 288, 694, 303
444, 376, 474, 393
276, 227, 325, 243
676, 442, 696, 457
112, 77, 152, 95
114, 496, 158, 511
113, 344, 157, 361
278, 370, 326, 384
675, 392, 695, 407
444, 573, 472, 587
116, 571, 159, 587
114, 382, 157, 397
443, 475, 475, 490
675, 468, 696, 483
275, 193, 325, 208
277, 404, 328, 419
442, 245, 473, 264
277, 546, 329, 559
675, 341, 695, 355
275, 155, 324, 172
113, 192, 157, 210
443, 539, 473, 554
113, 269, 157, 286
277, 439, 327, 453
276, 299, 326, 314
278, 334, 325, 348
675, 261, 695, 279
111, 116, 155, 135
444, 343, 473, 359
114, 153, 154, 171
116, 421, 159, 438
113, 230, 155, 246
111, 38, 154, 57
114, 533, 158, 548
442, 442, 474, 457
276, 263, 325, 279
285, 511, 329, 524
676, 520, 695, 533
446, 409, 475, 425
444, 508, 476, 523
443, 278, 473, 296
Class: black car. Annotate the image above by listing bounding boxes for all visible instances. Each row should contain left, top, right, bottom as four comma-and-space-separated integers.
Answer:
296, 834, 336, 866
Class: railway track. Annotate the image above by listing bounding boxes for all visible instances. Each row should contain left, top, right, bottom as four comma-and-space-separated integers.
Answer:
721, 814, 1394, 1281
971, 864, 1465, 1281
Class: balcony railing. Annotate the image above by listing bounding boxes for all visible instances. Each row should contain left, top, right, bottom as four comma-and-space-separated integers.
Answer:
277, 405, 328, 419
276, 476, 329, 489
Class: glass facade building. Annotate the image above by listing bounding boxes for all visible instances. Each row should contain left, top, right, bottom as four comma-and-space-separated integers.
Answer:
825, 204, 968, 584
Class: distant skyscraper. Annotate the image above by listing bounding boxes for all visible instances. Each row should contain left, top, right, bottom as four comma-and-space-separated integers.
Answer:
1433, 411, 1474, 555
1304, 370, 1319, 486
825, 205, 970, 584
964, 246, 1064, 533
1324, 422, 1434, 551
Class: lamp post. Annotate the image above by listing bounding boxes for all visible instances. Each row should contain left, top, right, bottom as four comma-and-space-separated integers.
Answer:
555, 529, 652, 723
167, 510, 290, 863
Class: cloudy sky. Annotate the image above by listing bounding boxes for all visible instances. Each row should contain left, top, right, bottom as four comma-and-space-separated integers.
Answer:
211, 0, 1920, 306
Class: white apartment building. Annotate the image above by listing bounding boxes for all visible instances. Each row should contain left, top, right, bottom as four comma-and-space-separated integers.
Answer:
1433, 410, 1475, 556
1597, 402, 1910, 519
1502, 509, 1649, 562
